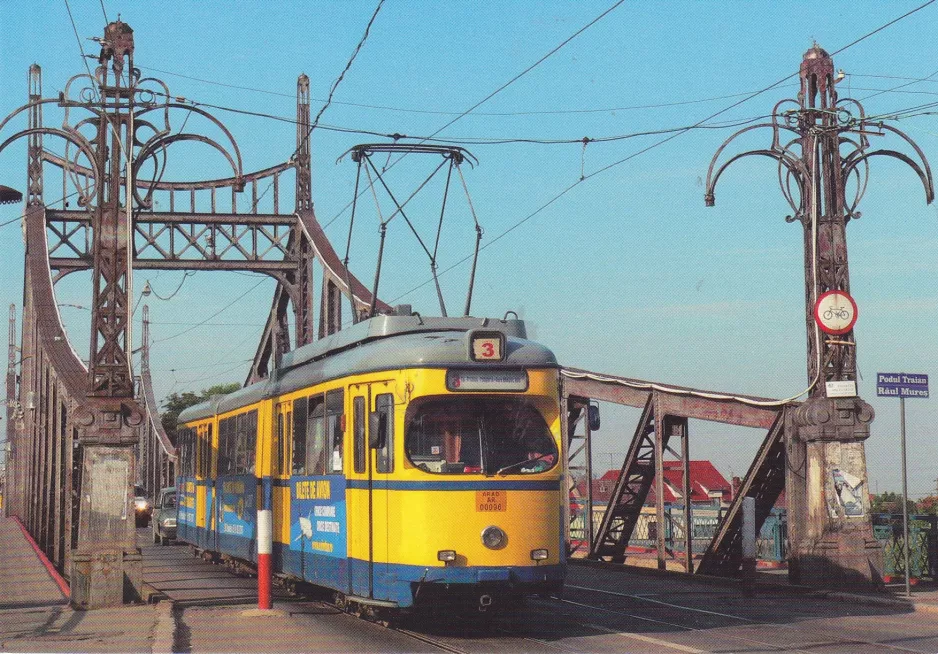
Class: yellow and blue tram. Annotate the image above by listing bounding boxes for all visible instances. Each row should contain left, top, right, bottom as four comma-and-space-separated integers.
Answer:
175, 314, 566, 611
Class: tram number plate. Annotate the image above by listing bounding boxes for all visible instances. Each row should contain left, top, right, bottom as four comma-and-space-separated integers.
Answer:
476, 490, 506, 512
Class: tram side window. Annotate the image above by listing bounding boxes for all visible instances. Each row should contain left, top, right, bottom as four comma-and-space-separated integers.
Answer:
353, 396, 365, 474
274, 412, 283, 477
196, 428, 204, 478
235, 410, 257, 475
207, 424, 214, 477
175, 430, 184, 476
193, 429, 200, 478
327, 390, 344, 473
291, 397, 309, 475
218, 417, 235, 476
195, 428, 202, 476
186, 429, 195, 477
176, 430, 184, 476
375, 393, 394, 473
201, 427, 210, 478
178, 428, 194, 477
304, 395, 327, 475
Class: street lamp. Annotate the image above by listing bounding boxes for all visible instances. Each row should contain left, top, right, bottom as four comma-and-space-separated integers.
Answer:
0, 185, 22, 205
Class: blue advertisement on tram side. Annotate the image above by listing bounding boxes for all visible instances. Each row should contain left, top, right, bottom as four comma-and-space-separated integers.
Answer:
290, 476, 347, 559
217, 476, 257, 540
178, 478, 196, 525
215, 475, 256, 560
176, 478, 197, 543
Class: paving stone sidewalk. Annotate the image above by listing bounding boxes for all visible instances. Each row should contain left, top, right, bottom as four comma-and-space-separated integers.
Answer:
0, 515, 163, 653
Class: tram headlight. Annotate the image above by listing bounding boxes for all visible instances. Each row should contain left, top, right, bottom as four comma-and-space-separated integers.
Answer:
481, 526, 507, 550
531, 548, 549, 561
437, 550, 457, 562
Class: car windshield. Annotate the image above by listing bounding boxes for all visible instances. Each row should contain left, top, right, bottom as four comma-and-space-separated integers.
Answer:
405, 396, 557, 475
163, 493, 176, 508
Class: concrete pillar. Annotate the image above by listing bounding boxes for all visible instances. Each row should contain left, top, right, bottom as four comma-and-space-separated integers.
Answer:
70, 401, 144, 609
788, 397, 882, 588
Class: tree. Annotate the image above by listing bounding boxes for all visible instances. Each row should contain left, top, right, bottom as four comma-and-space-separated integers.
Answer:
160, 382, 241, 443
870, 491, 916, 515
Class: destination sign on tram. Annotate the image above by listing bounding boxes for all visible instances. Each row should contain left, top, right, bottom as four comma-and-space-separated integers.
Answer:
446, 369, 528, 392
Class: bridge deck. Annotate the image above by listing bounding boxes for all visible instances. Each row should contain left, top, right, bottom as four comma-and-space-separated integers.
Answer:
3, 514, 938, 653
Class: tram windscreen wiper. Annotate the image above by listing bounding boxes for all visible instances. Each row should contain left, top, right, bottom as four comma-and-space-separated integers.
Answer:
495, 452, 552, 476
477, 416, 488, 476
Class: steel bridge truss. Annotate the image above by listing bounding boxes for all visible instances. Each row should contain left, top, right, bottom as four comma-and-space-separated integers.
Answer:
562, 367, 790, 577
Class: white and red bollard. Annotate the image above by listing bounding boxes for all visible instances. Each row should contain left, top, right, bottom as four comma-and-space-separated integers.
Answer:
257, 477, 273, 610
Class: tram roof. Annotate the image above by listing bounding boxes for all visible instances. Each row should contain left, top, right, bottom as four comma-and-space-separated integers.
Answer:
178, 315, 557, 422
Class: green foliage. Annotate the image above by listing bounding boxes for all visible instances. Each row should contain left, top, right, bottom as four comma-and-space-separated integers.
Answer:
870, 491, 917, 515
160, 382, 241, 443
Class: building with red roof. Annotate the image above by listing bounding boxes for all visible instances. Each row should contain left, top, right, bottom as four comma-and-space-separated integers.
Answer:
575, 460, 732, 509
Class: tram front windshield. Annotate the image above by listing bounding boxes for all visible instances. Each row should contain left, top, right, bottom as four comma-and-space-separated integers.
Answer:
405, 397, 557, 475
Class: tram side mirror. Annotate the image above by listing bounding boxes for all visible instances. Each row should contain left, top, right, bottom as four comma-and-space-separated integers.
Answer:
369, 411, 388, 449
588, 404, 601, 432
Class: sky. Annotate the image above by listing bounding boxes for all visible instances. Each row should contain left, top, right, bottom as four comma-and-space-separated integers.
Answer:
1, 2, 937, 500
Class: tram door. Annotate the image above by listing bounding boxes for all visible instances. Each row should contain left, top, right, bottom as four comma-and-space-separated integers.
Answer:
348, 381, 396, 601
274, 401, 293, 572
196, 422, 215, 551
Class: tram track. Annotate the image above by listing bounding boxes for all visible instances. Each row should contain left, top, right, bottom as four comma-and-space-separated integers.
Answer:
549, 596, 796, 653
555, 584, 930, 653
389, 611, 586, 653
290, 584, 930, 653
391, 627, 472, 654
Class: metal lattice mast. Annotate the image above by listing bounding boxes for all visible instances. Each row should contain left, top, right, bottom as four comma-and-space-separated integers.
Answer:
26, 65, 42, 207
296, 74, 312, 212
799, 49, 854, 392
88, 22, 136, 397
292, 74, 314, 348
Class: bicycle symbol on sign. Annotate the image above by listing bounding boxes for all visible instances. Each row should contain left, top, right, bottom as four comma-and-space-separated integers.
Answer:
823, 306, 851, 321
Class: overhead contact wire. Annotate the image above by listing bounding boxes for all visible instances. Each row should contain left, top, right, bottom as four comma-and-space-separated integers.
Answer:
390, 0, 937, 334
323, 0, 628, 229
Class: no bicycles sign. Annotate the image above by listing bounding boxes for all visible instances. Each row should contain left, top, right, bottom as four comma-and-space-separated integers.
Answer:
814, 289, 858, 335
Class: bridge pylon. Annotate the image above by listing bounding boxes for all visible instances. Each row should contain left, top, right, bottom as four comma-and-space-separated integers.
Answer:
705, 45, 933, 588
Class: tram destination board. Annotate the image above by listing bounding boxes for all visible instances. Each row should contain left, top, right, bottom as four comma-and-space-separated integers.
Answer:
876, 372, 929, 399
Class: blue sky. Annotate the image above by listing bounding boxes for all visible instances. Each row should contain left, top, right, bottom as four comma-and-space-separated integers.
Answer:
1, 2, 937, 499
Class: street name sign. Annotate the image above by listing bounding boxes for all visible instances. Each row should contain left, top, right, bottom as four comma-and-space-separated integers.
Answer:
876, 373, 929, 399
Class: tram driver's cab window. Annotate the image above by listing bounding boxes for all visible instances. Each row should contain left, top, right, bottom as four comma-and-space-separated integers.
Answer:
405, 397, 557, 475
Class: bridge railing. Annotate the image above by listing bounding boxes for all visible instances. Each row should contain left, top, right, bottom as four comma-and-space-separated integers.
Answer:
7, 204, 93, 571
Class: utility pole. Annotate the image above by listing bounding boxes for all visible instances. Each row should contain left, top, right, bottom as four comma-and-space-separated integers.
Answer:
705, 45, 933, 588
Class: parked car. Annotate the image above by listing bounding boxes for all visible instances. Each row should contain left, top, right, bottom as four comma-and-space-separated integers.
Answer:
152, 487, 177, 545
134, 485, 152, 527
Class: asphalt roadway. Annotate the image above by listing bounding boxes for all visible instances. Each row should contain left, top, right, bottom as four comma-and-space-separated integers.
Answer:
3, 514, 938, 653
141, 530, 938, 654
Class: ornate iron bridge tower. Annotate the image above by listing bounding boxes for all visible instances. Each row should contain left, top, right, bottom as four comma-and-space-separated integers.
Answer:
1, 21, 383, 607
705, 45, 933, 587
